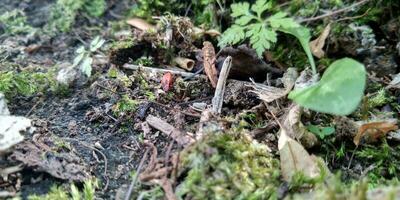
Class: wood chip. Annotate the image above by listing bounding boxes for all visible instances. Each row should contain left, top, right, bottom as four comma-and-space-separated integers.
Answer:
126, 18, 156, 31
146, 115, 195, 146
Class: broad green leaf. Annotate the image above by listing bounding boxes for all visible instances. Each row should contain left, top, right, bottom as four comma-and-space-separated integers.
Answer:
307, 125, 335, 139
278, 26, 316, 74
251, 0, 271, 17
288, 58, 366, 115
231, 2, 250, 17
80, 57, 93, 77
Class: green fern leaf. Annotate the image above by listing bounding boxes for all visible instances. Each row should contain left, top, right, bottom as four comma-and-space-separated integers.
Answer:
268, 12, 299, 29
231, 2, 250, 17
249, 27, 277, 57
218, 25, 246, 47
235, 15, 254, 26
251, 0, 271, 17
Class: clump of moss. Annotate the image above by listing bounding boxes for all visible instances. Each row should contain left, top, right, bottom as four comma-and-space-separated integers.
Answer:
0, 9, 34, 35
175, 131, 280, 199
0, 69, 67, 99
356, 141, 400, 188
112, 95, 139, 117
28, 179, 98, 200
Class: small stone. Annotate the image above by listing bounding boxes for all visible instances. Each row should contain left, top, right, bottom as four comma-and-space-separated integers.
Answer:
0, 93, 10, 115
56, 63, 78, 86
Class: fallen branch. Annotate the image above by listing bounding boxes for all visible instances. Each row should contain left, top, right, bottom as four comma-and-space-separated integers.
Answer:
298, 0, 370, 23
124, 147, 149, 200
146, 115, 195, 146
123, 64, 205, 78
212, 56, 232, 114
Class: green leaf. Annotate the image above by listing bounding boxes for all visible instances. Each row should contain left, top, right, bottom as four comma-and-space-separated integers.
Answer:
218, 25, 246, 47
288, 58, 366, 115
269, 14, 299, 29
80, 57, 93, 77
89, 36, 105, 52
278, 26, 316, 74
249, 27, 277, 57
251, 0, 271, 17
235, 15, 254, 26
231, 2, 250, 17
307, 125, 335, 139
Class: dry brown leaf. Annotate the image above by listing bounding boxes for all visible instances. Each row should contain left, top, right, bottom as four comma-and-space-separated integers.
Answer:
353, 121, 398, 145
282, 104, 318, 149
126, 18, 156, 31
278, 128, 321, 182
202, 41, 218, 88
309, 23, 331, 58
251, 68, 298, 103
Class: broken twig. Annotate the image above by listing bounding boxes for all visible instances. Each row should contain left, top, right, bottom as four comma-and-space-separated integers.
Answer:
212, 56, 232, 114
146, 115, 195, 146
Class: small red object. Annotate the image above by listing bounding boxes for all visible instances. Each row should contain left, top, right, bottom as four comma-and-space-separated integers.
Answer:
161, 72, 174, 92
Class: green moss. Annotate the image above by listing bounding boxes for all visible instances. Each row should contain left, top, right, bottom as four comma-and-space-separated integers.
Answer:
0, 9, 34, 35
28, 179, 98, 200
175, 131, 280, 200
112, 95, 139, 116
0, 69, 66, 99
110, 38, 136, 50
356, 141, 400, 188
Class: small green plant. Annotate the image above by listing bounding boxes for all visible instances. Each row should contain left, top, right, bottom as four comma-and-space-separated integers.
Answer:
0, 9, 34, 35
307, 124, 335, 140
28, 179, 98, 200
221, 0, 366, 116
73, 36, 105, 77
219, 0, 316, 71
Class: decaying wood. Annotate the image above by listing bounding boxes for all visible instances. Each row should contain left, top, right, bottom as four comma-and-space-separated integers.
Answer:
202, 41, 218, 88
146, 115, 195, 146
212, 56, 232, 114
173, 57, 195, 71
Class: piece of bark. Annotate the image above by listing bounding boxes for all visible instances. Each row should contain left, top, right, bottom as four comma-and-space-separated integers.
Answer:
146, 115, 195, 146
202, 41, 218, 88
212, 56, 232, 114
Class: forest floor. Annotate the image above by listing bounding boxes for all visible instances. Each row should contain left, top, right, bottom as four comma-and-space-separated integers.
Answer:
1, 0, 400, 200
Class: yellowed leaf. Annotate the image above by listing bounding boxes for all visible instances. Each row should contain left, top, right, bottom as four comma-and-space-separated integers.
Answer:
278, 128, 321, 182
126, 18, 156, 32
309, 23, 331, 58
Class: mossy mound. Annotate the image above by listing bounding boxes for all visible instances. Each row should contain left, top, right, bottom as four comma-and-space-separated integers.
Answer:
175, 131, 281, 200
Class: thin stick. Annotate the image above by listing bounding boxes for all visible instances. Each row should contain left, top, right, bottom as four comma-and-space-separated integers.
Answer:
299, 0, 370, 23
212, 56, 232, 114
123, 64, 205, 79
125, 148, 150, 200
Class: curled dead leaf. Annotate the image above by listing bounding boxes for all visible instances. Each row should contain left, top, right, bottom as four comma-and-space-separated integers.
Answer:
278, 128, 321, 182
251, 68, 298, 103
126, 18, 156, 32
353, 120, 398, 145
309, 23, 331, 58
